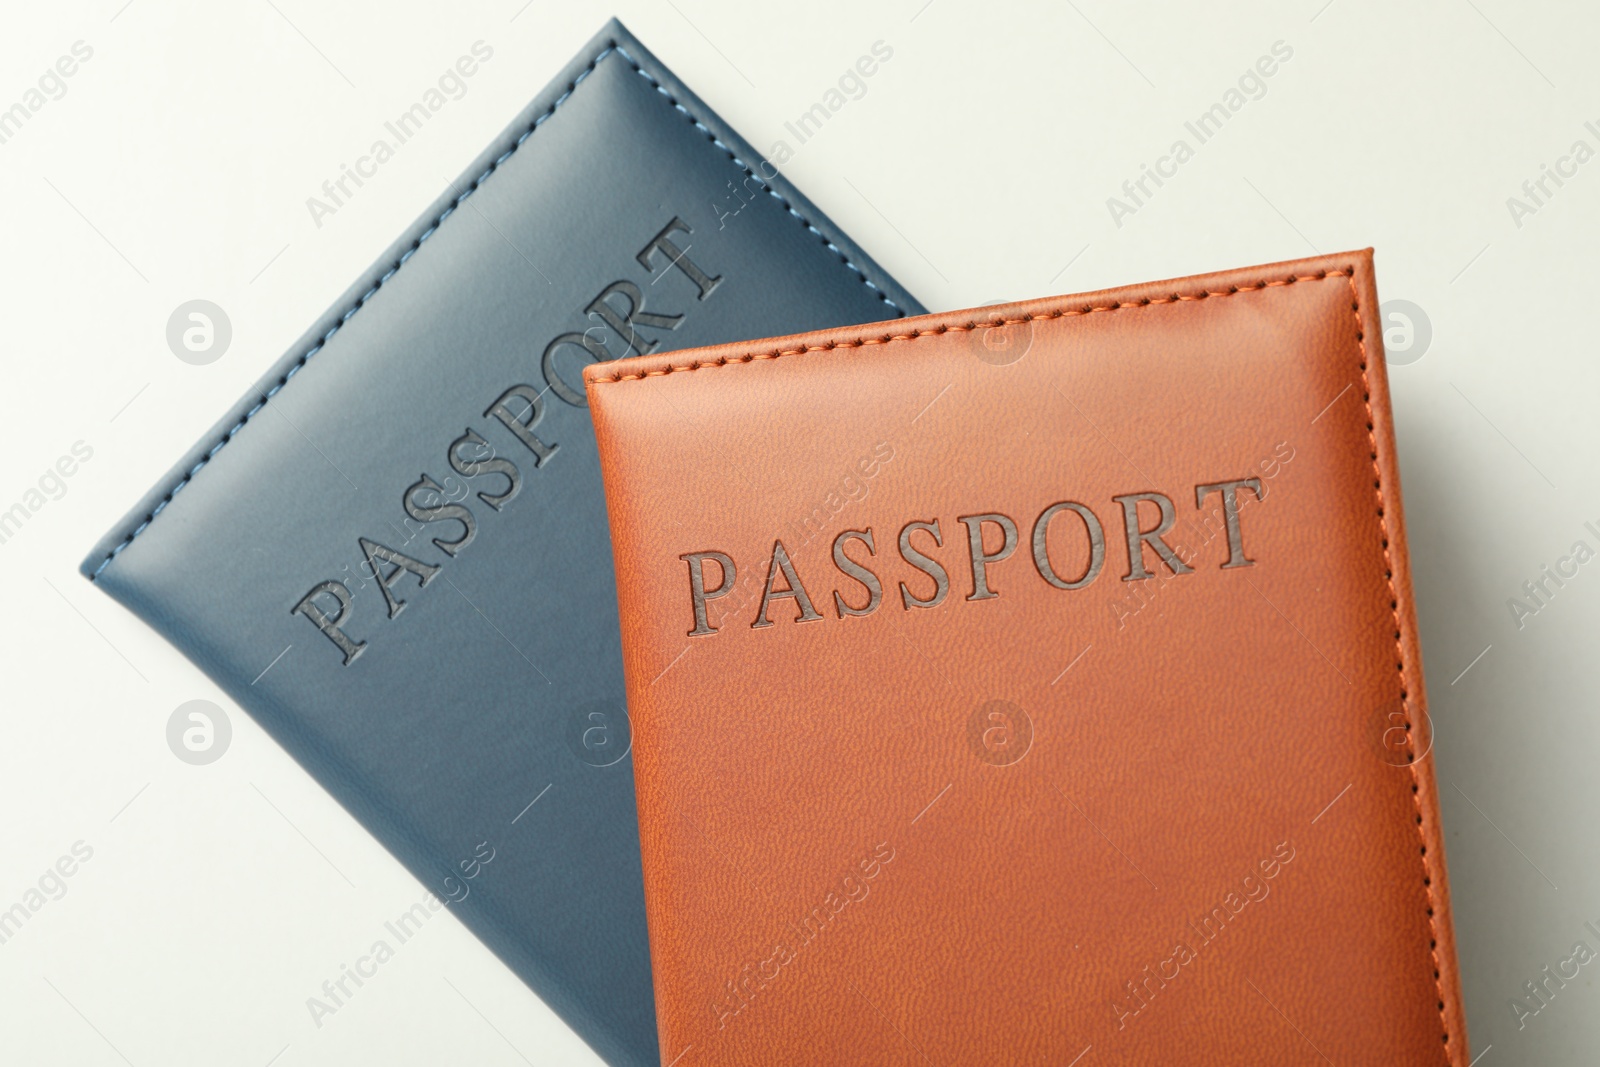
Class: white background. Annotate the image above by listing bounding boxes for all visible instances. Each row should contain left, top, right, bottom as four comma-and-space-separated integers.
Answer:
1, 1, 1594, 1063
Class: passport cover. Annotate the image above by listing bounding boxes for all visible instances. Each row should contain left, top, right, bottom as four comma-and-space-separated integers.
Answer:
586, 250, 1467, 1065
78, 19, 921, 1067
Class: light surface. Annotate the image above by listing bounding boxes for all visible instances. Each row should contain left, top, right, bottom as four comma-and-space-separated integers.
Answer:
0, 1, 1590, 1063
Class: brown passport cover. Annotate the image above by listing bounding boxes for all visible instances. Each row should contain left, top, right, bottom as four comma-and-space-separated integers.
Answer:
585, 250, 1466, 1066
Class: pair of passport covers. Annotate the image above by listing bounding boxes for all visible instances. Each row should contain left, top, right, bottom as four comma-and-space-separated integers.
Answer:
83, 18, 1467, 1066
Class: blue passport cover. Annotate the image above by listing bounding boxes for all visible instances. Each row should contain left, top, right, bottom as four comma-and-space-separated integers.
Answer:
79, 20, 922, 1066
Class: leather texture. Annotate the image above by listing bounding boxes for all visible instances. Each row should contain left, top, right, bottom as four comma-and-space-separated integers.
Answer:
78, 20, 922, 1067
587, 250, 1466, 1066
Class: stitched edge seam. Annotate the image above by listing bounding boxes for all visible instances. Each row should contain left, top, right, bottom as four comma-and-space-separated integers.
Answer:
1346, 271, 1452, 1058
620, 53, 903, 318
89, 41, 902, 581
593, 272, 1328, 383
597, 263, 1459, 1055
